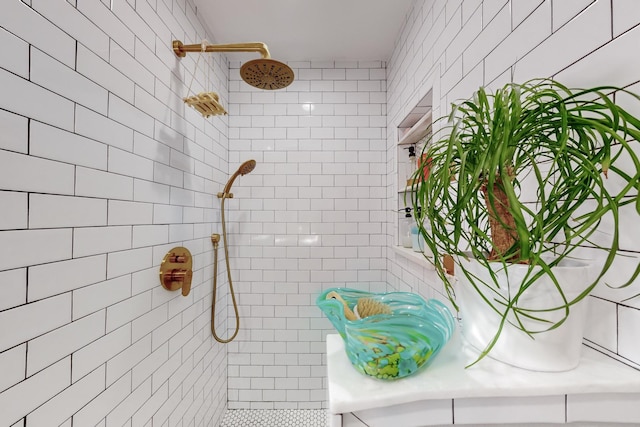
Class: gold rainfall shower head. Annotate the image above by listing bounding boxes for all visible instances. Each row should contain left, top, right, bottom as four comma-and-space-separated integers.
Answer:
173, 40, 294, 90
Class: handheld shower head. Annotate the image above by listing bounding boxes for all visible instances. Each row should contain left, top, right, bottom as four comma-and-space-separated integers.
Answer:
238, 159, 256, 176
240, 59, 294, 90
219, 160, 257, 198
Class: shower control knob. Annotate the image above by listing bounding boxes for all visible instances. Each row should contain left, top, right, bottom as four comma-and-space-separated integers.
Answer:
169, 255, 186, 263
159, 247, 193, 296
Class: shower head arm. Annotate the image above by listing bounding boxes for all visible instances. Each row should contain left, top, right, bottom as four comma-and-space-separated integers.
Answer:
173, 40, 271, 59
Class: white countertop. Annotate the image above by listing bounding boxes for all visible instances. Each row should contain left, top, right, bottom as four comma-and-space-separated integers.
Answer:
327, 331, 640, 414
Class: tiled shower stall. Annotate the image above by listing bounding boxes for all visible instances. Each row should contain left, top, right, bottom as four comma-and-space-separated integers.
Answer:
1, 0, 640, 426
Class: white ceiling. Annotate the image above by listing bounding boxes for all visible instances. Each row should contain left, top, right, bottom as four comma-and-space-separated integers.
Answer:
194, 0, 415, 62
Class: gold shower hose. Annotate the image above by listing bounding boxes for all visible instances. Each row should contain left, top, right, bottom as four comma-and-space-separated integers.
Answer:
210, 197, 240, 343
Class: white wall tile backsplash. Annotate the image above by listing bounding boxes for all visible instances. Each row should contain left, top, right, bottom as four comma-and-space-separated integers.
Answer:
0, 0, 229, 426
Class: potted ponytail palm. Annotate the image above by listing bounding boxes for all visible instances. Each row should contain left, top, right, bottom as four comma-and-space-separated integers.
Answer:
412, 79, 640, 371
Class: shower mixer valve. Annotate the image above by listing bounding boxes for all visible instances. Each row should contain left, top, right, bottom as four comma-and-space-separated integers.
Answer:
159, 246, 193, 296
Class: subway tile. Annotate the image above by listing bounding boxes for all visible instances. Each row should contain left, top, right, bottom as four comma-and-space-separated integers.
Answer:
0, 268, 26, 311
455, 394, 565, 424
106, 334, 151, 386
77, 43, 135, 106
29, 194, 107, 229
153, 204, 183, 224
31, 121, 107, 170
106, 377, 152, 427
511, 0, 545, 28
108, 94, 155, 137
75, 105, 135, 152
26, 365, 106, 427
31, 48, 108, 114
108, 200, 154, 225
78, 0, 135, 54
132, 224, 169, 248
0, 344, 26, 393
131, 380, 167, 426
619, 305, 640, 362
552, 0, 597, 32
106, 290, 152, 333
107, 247, 153, 278
73, 225, 132, 258
132, 342, 169, 388
113, 0, 157, 50
134, 179, 171, 204
154, 162, 184, 186
72, 372, 131, 426
613, 0, 640, 37
152, 350, 181, 392
150, 314, 182, 352
27, 310, 104, 376
132, 305, 169, 342
515, 0, 611, 82
462, 1, 512, 78
134, 85, 167, 123
75, 167, 134, 200
72, 324, 131, 382
0, 191, 27, 230
556, 24, 640, 89
28, 255, 106, 302
0, 109, 28, 154
132, 267, 159, 295
567, 392, 640, 423
32, 0, 110, 59
0, 27, 29, 79
0, 229, 72, 271
484, 1, 551, 84
170, 187, 195, 206
0, 150, 75, 196
73, 275, 131, 319
110, 41, 155, 95
446, 5, 482, 71
0, 357, 70, 426
1, 0, 76, 68
154, 124, 185, 152
108, 146, 154, 180
584, 296, 618, 352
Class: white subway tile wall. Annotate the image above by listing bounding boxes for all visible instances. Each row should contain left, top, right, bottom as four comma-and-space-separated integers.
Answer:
226, 60, 388, 409
0, 1, 230, 427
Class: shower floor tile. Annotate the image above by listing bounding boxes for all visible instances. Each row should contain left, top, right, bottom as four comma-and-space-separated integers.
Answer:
220, 409, 327, 427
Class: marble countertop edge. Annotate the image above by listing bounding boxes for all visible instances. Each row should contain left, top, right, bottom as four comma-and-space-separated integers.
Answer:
327, 333, 640, 414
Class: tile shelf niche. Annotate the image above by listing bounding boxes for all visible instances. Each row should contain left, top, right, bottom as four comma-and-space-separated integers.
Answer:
396, 90, 432, 251
326, 332, 640, 427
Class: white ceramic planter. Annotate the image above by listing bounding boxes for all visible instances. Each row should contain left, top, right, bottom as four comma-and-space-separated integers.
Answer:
457, 257, 595, 372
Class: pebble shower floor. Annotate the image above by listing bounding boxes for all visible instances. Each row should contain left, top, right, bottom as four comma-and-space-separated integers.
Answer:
220, 409, 327, 427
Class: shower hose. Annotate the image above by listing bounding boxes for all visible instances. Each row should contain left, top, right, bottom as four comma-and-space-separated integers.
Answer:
210, 196, 240, 343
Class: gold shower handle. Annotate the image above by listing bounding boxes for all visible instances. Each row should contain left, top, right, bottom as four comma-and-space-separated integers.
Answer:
172, 40, 271, 59
159, 247, 193, 296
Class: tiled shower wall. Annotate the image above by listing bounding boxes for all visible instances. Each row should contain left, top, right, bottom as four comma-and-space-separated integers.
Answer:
386, 0, 640, 369
0, 0, 232, 425
226, 61, 388, 408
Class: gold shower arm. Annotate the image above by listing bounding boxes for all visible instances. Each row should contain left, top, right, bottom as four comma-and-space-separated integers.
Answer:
172, 40, 271, 59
